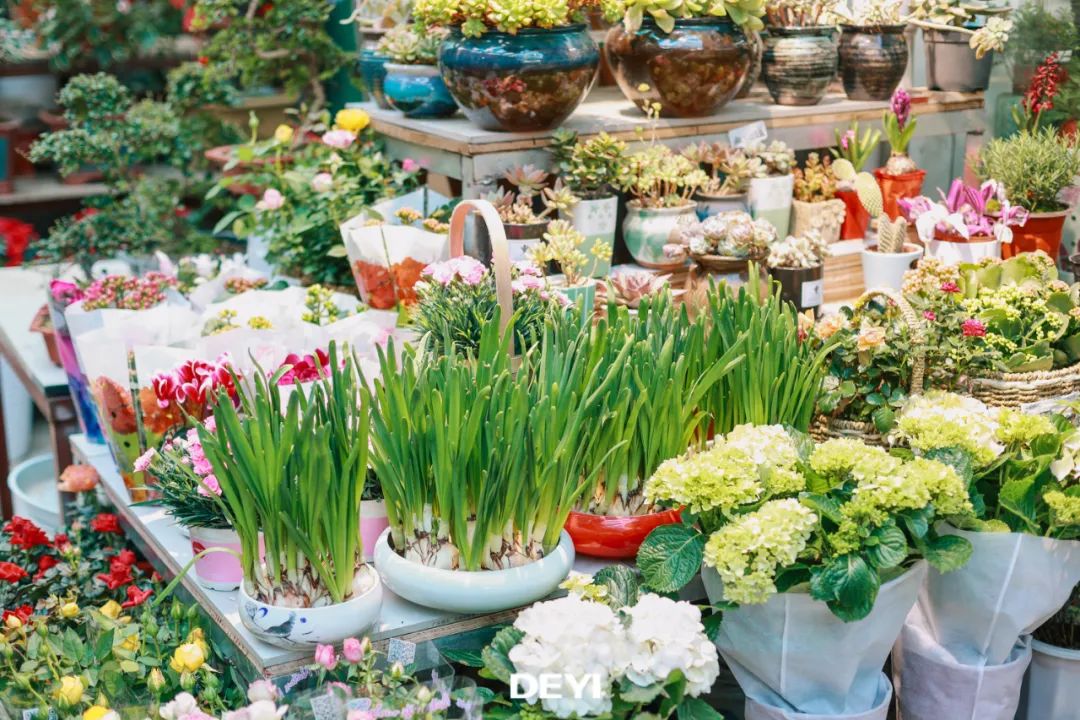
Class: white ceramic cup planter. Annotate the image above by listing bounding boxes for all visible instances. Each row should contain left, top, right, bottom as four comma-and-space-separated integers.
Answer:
925, 237, 1000, 264
373, 528, 576, 614
237, 565, 383, 649
189, 526, 245, 592
860, 243, 923, 293
1022, 639, 1080, 719
360, 499, 389, 562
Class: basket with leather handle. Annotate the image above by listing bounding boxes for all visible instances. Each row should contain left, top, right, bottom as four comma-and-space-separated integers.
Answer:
965, 363, 1080, 409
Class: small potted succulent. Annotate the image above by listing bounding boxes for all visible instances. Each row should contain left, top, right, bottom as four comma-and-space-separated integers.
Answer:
413, 0, 601, 131
682, 141, 760, 218
483, 165, 579, 263
874, 89, 926, 220
977, 127, 1080, 259
908, 0, 1013, 92
831, 121, 881, 240
594, 270, 673, 313
377, 25, 457, 118
744, 139, 796, 238
835, 0, 908, 101
527, 219, 609, 308
861, 216, 923, 291
665, 209, 778, 285
616, 144, 709, 270
791, 152, 846, 243
767, 230, 829, 314
600, 0, 766, 117
550, 129, 628, 277
760, 0, 841, 105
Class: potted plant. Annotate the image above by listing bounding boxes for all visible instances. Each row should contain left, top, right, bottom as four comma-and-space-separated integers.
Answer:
874, 89, 926, 220
899, 178, 1029, 264
413, 0, 600, 131
791, 152, 846, 244
835, 0, 908, 101
767, 230, 829, 314
377, 24, 457, 118
1002, 1, 1075, 95
1027, 587, 1080, 720
550, 129, 627, 278
483, 166, 579, 262
831, 121, 882, 240
615, 143, 708, 270
744, 139, 796, 238
682, 141, 760, 218
600, 0, 765, 117
527, 219, 609, 307
908, 0, 1013, 92
889, 392, 1080, 720
637, 427, 972, 720
861, 216, 923, 291
976, 128, 1080, 260
198, 344, 383, 648
760, 0, 841, 105
664, 209, 778, 285
594, 269, 674, 312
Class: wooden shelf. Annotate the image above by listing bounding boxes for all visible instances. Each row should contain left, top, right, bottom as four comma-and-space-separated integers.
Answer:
0, 175, 107, 207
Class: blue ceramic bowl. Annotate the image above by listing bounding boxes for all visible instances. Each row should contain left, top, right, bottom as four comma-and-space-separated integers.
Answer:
383, 63, 459, 119
358, 50, 391, 109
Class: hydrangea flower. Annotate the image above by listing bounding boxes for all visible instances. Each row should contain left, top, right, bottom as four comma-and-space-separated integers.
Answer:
892, 391, 1004, 467
622, 594, 719, 695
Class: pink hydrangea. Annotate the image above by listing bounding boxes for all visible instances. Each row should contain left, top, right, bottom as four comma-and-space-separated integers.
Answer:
322, 130, 356, 149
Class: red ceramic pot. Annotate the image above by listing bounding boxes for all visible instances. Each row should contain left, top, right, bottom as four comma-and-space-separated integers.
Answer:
873, 168, 927, 221
836, 188, 871, 240
565, 507, 682, 559
1002, 209, 1069, 260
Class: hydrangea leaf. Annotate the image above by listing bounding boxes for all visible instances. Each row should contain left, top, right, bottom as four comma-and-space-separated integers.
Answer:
637, 524, 705, 594
594, 564, 641, 610
481, 626, 524, 683
998, 477, 1041, 533
923, 446, 975, 485
676, 697, 726, 720
810, 554, 879, 622
866, 524, 908, 569
918, 533, 973, 573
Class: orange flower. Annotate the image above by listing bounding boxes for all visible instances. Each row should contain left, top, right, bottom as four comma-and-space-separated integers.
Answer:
59, 465, 100, 492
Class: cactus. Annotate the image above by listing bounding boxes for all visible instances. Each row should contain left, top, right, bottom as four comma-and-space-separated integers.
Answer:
876, 217, 908, 254
853, 173, 883, 218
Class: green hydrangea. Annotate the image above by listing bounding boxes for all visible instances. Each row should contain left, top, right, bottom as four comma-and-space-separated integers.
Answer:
809, 439, 903, 484
995, 408, 1057, 446
1045, 491, 1080, 527
893, 391, 1003, 467
703, 499, 818, 605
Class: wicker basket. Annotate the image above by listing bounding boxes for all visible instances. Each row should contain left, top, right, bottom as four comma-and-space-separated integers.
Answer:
966, 364, 1080, 409
811, 288, 927, 445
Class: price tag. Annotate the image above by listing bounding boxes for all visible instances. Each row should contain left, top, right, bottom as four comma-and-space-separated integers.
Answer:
801, 279, 824, 308
728, 120, 768, 149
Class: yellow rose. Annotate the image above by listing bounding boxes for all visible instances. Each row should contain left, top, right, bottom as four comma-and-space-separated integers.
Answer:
856, 326, 887, 352
187, 627, 209, 658
4, 614, 21, 629
334, 108, 370, 133
147, 668, 166, 694
99, 601, 122, 620
273, 124, 294, 145
84, 706, 111, 720
60, 602, 80, 619
816, 314, 848, 340
55, 675, 84, 706
118, 633, 140, 653
170, 642, 205, 673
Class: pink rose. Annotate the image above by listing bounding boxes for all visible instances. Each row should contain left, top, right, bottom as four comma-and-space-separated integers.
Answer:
342, 637, 364, 663
256, 188, 284, 211
401, 158, 420, 172
322, 130, 356, 149
313, 643, 337, 670
311, 172, 333, 193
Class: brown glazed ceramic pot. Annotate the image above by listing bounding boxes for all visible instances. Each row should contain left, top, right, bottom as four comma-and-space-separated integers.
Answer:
838, 24, 908, 101
761, 26, 839, 106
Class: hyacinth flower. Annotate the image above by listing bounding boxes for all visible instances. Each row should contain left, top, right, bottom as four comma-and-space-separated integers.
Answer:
898, 179, 1028, 244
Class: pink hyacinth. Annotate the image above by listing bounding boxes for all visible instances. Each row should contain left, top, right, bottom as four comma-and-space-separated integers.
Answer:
840, 130, 855, 150
962, 318, 987, 337
891, 88, 911, 129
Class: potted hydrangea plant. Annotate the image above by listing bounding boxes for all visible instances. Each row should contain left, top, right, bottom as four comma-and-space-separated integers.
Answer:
760, 0, 841, 105
377, 24, 457, 118
600, 0, 765, 117
767, 230, 829, 314
744, 139, 796, 238
791, 152, 847, 244
874, 89, 927, 220
835, 0, 908, 101
682, 142, 760, 218
413, 0, 600, 131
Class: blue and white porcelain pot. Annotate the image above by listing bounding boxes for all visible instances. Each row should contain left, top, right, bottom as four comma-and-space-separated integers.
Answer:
383, 63, 459, 119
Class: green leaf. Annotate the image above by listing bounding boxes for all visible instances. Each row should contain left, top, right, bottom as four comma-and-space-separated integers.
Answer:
619, 680, 664, 704
998, 477, 1041, 533
439, 647, 485, 668
659, 670, 687, 718
865, 392, 885, 406
481, 626, 524, 683
637, 525, 705, 594
594, 565, 641, 610
677, 697, 726, 720
871, 406, 895, 434
866, 524, 908, 569
326, 244, 349, 258
94, 629, 114, 662
810, 554, 879, 622
919, 533, 972, 573
800, 493, 843, 524
924, 447, 976, 485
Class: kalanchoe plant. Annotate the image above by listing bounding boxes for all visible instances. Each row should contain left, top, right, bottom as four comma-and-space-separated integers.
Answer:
414, 0, 599, 36
793, 153, 839, 202
375, 24, 449, 64
882, 89, 919, 176
830, 121, 881, 174
898, 178, 1029, 243
78, 272, 179, 311
636, 425, 973, 621
550, 130, 628, 199
682, 142, 764, 197
600, 0, 766, 33
617, 144, 709, 208
977, 128, 1080, 213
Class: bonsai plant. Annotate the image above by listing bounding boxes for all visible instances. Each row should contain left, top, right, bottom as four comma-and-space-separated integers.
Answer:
874, 88, 926, 220
976, 127, 1080, 259
744, 139, 795, 238
834, 0, 908, 101
550, 129, 627, 277
32, 0, 181, 71
791, 152, 846, 243
830, 121, 882, 240
1002, 1, 1075, 94
377, 24, 457, 118
682, 141, 761, 217
198, 343, 384, 647
600, 0, 766, 117
766, 230, 829, 314
413, 0, 600, 131
760, 0, 842, 106
484, 165, 578, 262
908, 0, 1013, 92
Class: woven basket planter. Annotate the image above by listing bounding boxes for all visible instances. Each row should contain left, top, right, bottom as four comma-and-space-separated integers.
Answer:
966, 364, 1080, 409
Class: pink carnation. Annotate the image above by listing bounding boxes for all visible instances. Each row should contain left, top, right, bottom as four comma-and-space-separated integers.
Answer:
962, 318, 987, 337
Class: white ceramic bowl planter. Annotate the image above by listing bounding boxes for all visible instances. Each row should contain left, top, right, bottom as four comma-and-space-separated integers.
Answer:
238, 565, 383, 649
373, 528, 576, 614
8, 454, 61, 533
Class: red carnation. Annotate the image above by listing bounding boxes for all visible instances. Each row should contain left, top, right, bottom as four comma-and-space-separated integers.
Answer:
116, 549, 137, 567
33, 555, 58, 581
2, 605, 32, 626
97, 558, 134, 590
121, 585, 153, 609
0, 561, 28, 584
962, 319, 987, 337
4, 517, 50, 550
90, 513, 122, 534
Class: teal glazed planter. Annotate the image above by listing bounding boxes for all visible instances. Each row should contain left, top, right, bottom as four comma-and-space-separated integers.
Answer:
383, 63, 458, 118
761, 25, 839, 106
605, 17, 752, 118
438, 24, 600, 132
359, 50, 392, 109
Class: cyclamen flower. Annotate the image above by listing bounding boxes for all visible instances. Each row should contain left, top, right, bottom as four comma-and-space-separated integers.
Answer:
277, 348, 331, 386
322, 129, 356, 149
962, 318, 987, 337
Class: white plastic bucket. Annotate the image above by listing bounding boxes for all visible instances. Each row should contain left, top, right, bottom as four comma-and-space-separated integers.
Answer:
1020, 638, 1080, 720
1, 357, 34, 462
7, 454, 60, 533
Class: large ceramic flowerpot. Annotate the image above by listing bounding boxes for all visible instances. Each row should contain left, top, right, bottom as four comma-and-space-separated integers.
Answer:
838, 25, 908, 101
927, 232, 1000, 263
7, 455, 60, 533
748, 174, 794, 238
1022, 639, 1080, 719
372, 528, 575, 613
873, 167, 927, 221
189, 526, 244, 592
605, 17, 751, 118
438, 24, 599, 132
761, 26, 839, 106
736, 29, 764, 98
694, 191, 749, 219
622, 201, 697, 270
383, 63, 458, 118
238, 565, 382, 648
860, 243, 923, 292
769, 264, 824, 314
791, 198, 846, 244
1001, 209, 1069, 260
837, 187, 871, 240
924, 29, 993, 92
564, 507, 682, 558
360, 499, 389, 562
359, 50, 392, 109
568, 194, 619, 277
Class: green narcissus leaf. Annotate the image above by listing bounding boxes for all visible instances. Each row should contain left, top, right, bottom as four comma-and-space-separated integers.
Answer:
637, 524, 706, 594
810, 554, 879, 622
481, 626, 524, 683
677, 697, 727, 719
594, 564, 641, 610
866, 524, 908, 569
918, 533, 973, 573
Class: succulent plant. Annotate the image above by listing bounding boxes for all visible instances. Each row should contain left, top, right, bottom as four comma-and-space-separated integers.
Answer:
764, 0, 843, 26
375, 24, 448, 64
793, 153, 838, 202
743, 139, 795, 176
414, 0, 598, 36
551, 130, 628, 198
504, 164, 550, 198
832, 157, 884, 218
595, 270, 671, 310
671, 209, 778, 258
907, 0, 1013, 58
528, 218, 609, 286
617, 144, 710, 208
832, 0, 903, 24
875, 216, 909, 254
484, 176, 579, 225
682, 142, 765, 196
601, 0, 766, 33
969, 16, 1013, 58
767, 230, 829, 268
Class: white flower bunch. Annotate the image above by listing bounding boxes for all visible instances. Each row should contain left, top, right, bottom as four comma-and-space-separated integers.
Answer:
1052, 429, 1080, 482
767, 231, 830, 269
891, 391, 1004, 467
508, 594, 720, 718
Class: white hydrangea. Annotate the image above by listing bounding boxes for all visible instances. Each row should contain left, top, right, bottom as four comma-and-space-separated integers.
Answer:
623, 594, 720, 696
892, 391, 1004, 467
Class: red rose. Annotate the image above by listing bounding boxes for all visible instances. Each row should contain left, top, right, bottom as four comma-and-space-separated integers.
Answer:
4, 517, 50, 550
53, 533, 70, 549
33, 554, 59, 581
97, 559, 133, 590
121, 585, 153, 609
2, 605, 32, 625
0, 562, 28, 583
90, 513, 122, 534
116, 549, 137, 567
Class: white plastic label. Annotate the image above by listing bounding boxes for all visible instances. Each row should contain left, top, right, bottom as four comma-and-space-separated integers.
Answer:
729, 121, 768, 149
801, 279, 824, 308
